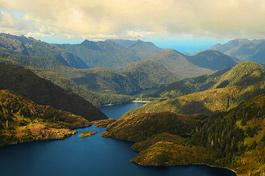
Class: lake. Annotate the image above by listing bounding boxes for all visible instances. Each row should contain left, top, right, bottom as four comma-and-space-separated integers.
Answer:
0, 103, 236, 176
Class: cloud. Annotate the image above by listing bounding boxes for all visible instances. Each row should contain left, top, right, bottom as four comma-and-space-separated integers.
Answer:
0, 0, 265, 40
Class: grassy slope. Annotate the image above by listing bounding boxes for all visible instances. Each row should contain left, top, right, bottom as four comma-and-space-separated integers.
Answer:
104, 112, 203, 141
155, 69, 227, 98
132, 133, 216, 166
0, 89, 91, 146
133, 62, 265, 115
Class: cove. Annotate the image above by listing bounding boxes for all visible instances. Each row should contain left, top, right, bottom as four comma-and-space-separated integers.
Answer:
0, 103, 236, 176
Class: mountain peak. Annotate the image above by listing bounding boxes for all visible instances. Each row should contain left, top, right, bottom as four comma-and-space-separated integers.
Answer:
188, 49, 238, 71
81, 39, 96, 47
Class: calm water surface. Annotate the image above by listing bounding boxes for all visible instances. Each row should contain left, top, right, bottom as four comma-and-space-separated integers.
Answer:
0, 103, 236, 176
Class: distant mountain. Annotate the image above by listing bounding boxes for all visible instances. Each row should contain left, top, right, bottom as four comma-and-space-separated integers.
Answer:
33, 69, 133, 107
122, 60, 178, 90
34, 62, 178, 98
57, 52, 210, 96
0, 63, 106, 120
0, 33, 233, 102
71, 67, 140, 94
61, 65, 175, 95
0, 33, 164, 69
212, 39, 265, 64
0, 33, 240, 73
0, 89, 90, 146
31, 50, 213, 97
188, 50, 238, 70
57, 39, 162, 68
144, 50, 212, 79
0, 33, 87, 68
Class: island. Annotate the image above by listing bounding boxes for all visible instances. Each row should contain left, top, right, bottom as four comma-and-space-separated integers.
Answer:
79, 131, 97, 138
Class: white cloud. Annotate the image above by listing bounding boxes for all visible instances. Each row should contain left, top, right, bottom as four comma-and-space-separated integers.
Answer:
0, 0, 265, 40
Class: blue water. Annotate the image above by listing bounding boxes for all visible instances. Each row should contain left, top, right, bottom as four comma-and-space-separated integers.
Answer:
101, 103, 144, 119
0, 103, 236, 176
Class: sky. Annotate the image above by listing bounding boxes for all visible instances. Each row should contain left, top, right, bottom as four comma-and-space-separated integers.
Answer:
0, 0, 265, 53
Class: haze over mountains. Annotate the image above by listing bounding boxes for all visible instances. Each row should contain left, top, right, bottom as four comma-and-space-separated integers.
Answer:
2, 33, 265, 107
0, 33, 238, 100
0, 33, 236, 71
58, 39, 162, 68
213, 39, 265, 64
1, 33, 264, 112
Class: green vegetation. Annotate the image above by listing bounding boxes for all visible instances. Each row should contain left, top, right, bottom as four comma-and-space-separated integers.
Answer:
122, 60, 178, 89
104, 94, 265, 175
92, 118, 116, 128
134, 62, 265, 115
104, 112, 203, 141
154, 69, 227, 98
0, 33, 222, 107
192, 94, 265, 175
187, 50, 238, 71
212, 61, 264, 88
34, 60, 183, 96
2, 33, 265, 175
0, 33, 87, 69
133, 137, 216, 166
57, 39, 162, 68
142, 49, 212, 79
104, 62, 265, 176
0, 63, 106, 120
0, 89, 91, 146
33, 69, 133, 107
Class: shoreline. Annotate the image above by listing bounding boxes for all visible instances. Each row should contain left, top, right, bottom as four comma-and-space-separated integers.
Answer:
133, 162, 238, 176
101, 100, 150, 107
0, 119, 238, 176
132, 100, 151, 103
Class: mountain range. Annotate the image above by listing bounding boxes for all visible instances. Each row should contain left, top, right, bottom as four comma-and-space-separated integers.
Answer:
1, 32, 265, 175
57, 39, 162, 68
0, 33, 239, 106
213, 39, 265, 64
